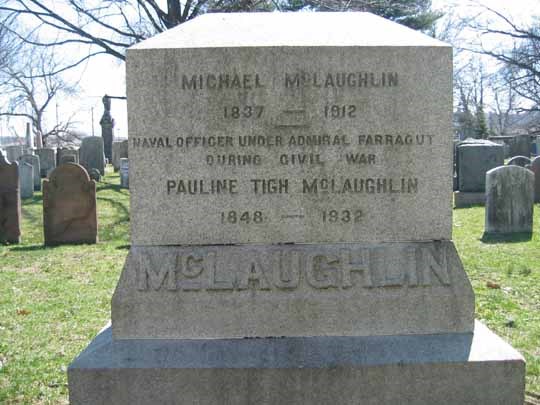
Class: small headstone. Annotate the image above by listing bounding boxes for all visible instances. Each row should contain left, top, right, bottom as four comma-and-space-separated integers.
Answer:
60, 155, 77, 165
25, 122, 34, 149
485, 165, 534, 235
89, 168, 101, 182
530, 156, 540, 203
119, 158, 129, 188
5, 145, 24, 163
112, 140, 128, 172
507, 155, 531, 168
510, 134, 531, 158
79, 137, 105, 175
19, 154, 41, 191
43, 163, 98, 246
35, 148, 56, 177
0, 151, 21, 243
19, 162, 34, 199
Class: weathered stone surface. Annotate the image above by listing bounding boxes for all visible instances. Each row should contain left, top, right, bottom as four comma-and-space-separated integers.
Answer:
510, 134, 531, 158
57, 148, 79, 165
112, 140, 128, 172
119, 158, 129, 188
100, 95, 115, 162
69, 321, 525, 405
79, 137, 105, 176
43, 163, 98, 246
531, 156, 540, 203
5, 145, 24, 163
127, 12, 453, 246
507, 155, 531, 167
19, 154, 41, 191
35, 148, 56, 177
0, 151, 21, 243
485, 165, 534, 235
59, 154, 77, 165
112, 241, 474, 339
456, 140, 503, 192
19, 162, 34, 199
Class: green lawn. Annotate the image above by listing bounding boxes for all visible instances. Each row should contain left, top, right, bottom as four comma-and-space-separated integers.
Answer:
0, 170, 539, 403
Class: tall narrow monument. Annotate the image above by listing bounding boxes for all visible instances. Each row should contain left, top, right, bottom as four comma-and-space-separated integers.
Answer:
100, 95, 115, 162
68, 13, 525, 404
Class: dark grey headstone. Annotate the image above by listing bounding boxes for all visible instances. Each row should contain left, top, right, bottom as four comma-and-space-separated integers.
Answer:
80, 137, 105, 175
530, 156, 540, 203
89, 168, 101, 182
35, 148, 56, 177
485, 165, 534, 235
510, 134, 531, 158
0, 151, 21, 243
457, 140, 504, 192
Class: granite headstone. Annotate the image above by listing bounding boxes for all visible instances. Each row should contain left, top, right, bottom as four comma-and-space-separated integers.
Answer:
19, 154, 41, 191
69, 12, 525, 405
19, 162, 34, 199
79, 137, 105, 175
119, 158, 129, 188
507, 155, 531, 168
485, 165, 534, 235
35, 148, 56, 177
531, 156, 540, 203
112, 140, 128, 172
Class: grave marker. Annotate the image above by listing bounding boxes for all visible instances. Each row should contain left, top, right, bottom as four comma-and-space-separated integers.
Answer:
19, 162, 34, 199
19, 154, 41, 191
79, 137, 105, 175
0, 151, 21, 243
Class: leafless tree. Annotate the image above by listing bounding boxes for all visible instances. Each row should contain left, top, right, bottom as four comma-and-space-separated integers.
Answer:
0, 44, 78, 147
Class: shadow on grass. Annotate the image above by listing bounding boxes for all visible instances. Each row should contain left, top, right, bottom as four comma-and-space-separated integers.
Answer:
453, 204, 485, 210
96, 182, 127, 195
96, 196, 130, 225
115, 244, 130, 250
481, 232, 533, 243
9, 244, 56, 252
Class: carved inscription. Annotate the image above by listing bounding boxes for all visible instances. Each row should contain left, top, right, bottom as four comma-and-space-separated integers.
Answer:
136, 245, 451, 292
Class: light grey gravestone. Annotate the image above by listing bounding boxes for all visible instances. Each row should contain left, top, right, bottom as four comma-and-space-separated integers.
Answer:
531, 156, 540, 203
0, 151, 21, 243
68, 13, 525, 405
507, 155, 531, 168
112, 140, 128, 172
119, 158, 129, 188
43, 163, 97, 246
25, 122, 34, 149
454, 138, 503, 207
79, 137, 105, 175
485, 165, 534, 235
19, 154, 41, 191
35, 148, 56, 177
19, 162, 34, 199
5, 145, 24, 163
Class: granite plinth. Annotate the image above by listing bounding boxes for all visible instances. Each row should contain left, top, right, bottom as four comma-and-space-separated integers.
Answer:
68, 321, 525, 405
454, 191, 485, 207
112, 241, 474, 339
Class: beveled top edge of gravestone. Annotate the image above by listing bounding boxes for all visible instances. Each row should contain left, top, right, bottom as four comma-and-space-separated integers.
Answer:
129, 12, 450, 50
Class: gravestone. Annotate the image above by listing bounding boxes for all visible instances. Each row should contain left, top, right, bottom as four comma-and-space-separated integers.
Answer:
25, 122, 34, 149
43, 163, 97, 246
5, 145, 24, 163
507, 155, 531, 168
485, 165, 534, 235
79, 137, 105, 175
112, 140, 128, 172
0, 151, 21, 243
454, 139, 504, 207
119, 158, 129, 188
19, 162, 34, 199
68, 13, 525, 404
60, 154, 77, 165
35, 148, 56, 177
510, 134, 531, 158
89, 168, 101, 182
531, 156, 540, 203
57, 148, 79, 165
19, 154, 41, 191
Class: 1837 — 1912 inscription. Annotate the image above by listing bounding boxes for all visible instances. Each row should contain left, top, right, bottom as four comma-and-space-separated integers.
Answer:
127, 25, 452, 246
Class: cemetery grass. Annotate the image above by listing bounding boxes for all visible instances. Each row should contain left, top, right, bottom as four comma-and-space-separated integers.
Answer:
0, 176, 538, 403
0, 168, 129, 404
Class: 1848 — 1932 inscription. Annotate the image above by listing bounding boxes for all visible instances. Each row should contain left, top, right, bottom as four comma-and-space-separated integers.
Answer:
127, 28, 452, 246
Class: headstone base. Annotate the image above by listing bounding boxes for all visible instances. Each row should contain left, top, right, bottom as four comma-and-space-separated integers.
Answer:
68, 321, 524, 405
454, 191, 486, 207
